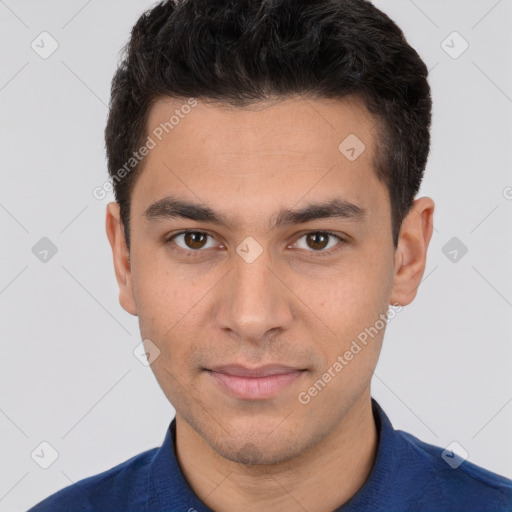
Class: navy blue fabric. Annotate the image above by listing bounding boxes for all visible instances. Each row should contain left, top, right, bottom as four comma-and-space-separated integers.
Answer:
28, 398, 512, 511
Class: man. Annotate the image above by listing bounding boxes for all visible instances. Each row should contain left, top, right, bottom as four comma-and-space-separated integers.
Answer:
29, 0, 512, 511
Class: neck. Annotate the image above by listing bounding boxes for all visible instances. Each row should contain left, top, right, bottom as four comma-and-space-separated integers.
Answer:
175, 392, 378, 512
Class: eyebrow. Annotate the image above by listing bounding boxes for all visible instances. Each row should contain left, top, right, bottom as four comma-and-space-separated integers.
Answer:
143, 195, 368, 230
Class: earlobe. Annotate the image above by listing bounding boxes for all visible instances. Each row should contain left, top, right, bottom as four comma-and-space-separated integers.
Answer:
389, 197, 435, 307
105, 202, 138, 316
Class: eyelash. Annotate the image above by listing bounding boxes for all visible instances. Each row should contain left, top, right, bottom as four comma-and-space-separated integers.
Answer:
165, 230, 346, 258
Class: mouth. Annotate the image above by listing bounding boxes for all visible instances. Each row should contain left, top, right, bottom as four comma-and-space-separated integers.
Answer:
204, 364, 307, 400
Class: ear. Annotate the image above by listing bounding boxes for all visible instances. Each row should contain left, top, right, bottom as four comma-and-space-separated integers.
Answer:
105, 202, 138, 316
389, 196, 435, 306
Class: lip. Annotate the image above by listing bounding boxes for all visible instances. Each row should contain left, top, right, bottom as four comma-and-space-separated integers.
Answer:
205, 365, 306, 400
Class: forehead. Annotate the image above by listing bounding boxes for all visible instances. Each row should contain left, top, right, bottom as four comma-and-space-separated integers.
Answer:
132, 95, 388, 228
146, 94, 378, 165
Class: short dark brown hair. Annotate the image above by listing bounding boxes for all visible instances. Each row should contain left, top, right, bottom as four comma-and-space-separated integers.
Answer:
105, 0, 432, 249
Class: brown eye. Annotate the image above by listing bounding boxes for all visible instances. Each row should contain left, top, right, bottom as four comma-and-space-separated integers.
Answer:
183, 232, 208, 249
169, 231, 217, 251
306, 232, 330, 250
292, 231, 344, 256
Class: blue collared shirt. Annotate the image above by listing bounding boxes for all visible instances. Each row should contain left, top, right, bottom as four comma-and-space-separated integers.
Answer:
28, 398, 512, 511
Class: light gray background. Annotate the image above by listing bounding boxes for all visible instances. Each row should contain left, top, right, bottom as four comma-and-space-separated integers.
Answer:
0, 1, 511, 510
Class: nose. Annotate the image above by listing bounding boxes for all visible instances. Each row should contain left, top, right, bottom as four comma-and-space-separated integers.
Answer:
214, 248, 294, 344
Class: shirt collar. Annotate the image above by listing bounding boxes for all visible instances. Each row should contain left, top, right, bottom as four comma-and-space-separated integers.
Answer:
335, 397, 401, 511
147, 417, 214, 512
147, 397, 399, 511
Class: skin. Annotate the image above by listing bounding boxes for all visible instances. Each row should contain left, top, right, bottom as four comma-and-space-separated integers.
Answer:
106, 95, 434, 512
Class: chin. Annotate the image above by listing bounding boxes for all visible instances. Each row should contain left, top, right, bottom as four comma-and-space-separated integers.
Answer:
207, 427, 312, 466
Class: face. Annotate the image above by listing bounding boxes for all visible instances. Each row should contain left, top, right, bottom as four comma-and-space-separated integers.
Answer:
107, 95, 432, 465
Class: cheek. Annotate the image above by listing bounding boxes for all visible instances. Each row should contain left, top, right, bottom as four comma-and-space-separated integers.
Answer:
137, 305, 203, 408
132, 251, 198, 329
317, 250, 393, 355
131, 256, 206, 365
326, 264, 390, 325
